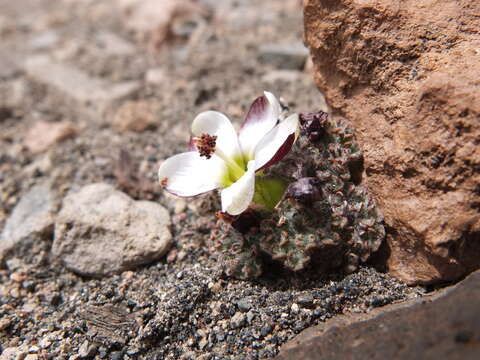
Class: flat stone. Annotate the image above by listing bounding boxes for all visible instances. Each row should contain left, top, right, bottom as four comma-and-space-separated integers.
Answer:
102, 81, 141, 105
258, 43, 309, 70
236, 298, 252, 312
0, 79, 27, 110
24, 56, 140, 110
0, 347, 27, 360
52, 183, 172, 277
24, 121, 77, 153
0, 50, 21, 79
0, 182, 57, 265
78, 340, 97, 359
119, 0, 207, 48
24, 55, 105, 104
261, 70, 301, 84
95, 31, 135, 56
145, 67, 166, 85
230, 312, 247, 329
29, 30, 59, 51
276, 270, 480, 360
111, 100, 157, 132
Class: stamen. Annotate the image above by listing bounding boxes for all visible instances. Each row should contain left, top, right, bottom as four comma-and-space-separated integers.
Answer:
193, 133, 217, 159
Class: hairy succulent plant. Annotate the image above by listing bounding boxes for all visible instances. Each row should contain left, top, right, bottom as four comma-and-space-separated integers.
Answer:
210, 111, 385, 279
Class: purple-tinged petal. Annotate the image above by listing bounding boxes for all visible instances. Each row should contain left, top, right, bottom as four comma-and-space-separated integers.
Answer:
257, 133, 295, 171
158, 152, 227, 197
253, 113, 299, 171
239, 91, 282, 159
188, 136, 197, 151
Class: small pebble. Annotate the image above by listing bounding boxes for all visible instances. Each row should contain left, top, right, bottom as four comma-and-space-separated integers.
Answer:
110, 351, 123, 360
28, 345, 40, 353
297, 294, 314, 308
0, 317, 12, 330
236, 298, 252, 312
230, 312, 247, 329
246, 311, 256, 324
291, 303, 299, 314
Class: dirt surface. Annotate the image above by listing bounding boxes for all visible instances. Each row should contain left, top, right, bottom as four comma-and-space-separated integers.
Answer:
304, 0, 480, 284
1, 1, 424, 359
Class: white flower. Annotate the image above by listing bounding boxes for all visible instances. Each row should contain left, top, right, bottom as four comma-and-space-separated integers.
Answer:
158, 91, 299, 215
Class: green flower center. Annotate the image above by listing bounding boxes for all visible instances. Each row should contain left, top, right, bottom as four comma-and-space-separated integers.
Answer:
220, 154, 247, 187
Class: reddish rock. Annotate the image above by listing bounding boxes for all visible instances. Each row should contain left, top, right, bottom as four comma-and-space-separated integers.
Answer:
304, 0, 480, 284
119, 0, 208, 50
111, 100, 157, 133
24, 121, 77, 153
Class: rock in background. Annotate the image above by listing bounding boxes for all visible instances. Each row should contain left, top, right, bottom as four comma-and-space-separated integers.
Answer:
0, 182, 58, 266
304, 0, 480, 284
52, 183, 172, 277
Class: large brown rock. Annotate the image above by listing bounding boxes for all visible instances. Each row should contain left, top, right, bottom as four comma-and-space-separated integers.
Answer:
304, 0, 480, 284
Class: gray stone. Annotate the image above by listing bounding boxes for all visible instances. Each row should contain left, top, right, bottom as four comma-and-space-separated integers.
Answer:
0, 182, 57, 265
52, 183, 172, 277
145, 67, 166, 85
0, 347, 27, 360
261, 70, 301, 84
0, 50, 21, 79
24, 55, 104, 104
246, 310, 256, 324
78, 340, 97, 359
0, 79, 27, 110
230, 312, 246, 329
29, 31, 59, 51
24, 56, 140, 110
236, 298, 252, 312
296, 294, 314, 308
95, 31, 135, 56
258, 43, 309, 70
277, 270, 480, 360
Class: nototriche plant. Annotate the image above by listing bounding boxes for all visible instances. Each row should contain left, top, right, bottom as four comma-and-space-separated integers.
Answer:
159, 93, 385, 279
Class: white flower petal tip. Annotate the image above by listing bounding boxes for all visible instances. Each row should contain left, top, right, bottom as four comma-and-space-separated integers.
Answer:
239, 92, 282, 159
263, 91, 282, 118
254, 113, 299, 171
221, 160, 256, 215
158, 152, 226, 197
191, 111, 242, 160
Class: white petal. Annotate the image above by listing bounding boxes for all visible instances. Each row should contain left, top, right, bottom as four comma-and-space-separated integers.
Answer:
158, 152, 227, 197
238, 91, 282, 160
253, 113, 299, 171
191, 111, 242, 161
264, 91, 282, 118
221, 160, 256, 215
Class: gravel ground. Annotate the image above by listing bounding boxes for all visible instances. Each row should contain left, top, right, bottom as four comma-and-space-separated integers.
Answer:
0, 1, 424, 359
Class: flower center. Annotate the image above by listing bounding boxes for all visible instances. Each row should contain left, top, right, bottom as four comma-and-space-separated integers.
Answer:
193, 133, 217, 159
